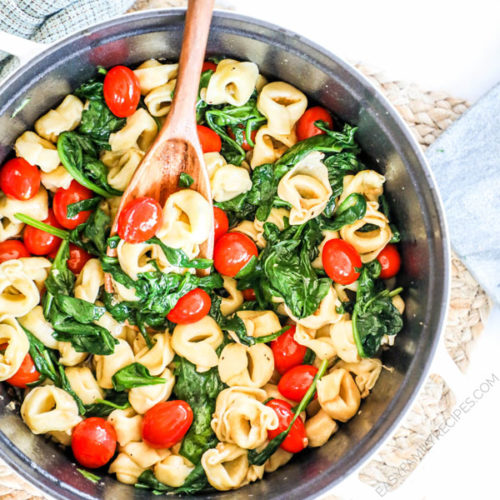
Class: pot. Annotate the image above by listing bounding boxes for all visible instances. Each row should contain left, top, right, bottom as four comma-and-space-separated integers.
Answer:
0, 9, 450, 499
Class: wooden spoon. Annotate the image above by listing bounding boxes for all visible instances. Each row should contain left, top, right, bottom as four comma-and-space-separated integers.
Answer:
105, 0, 215, 291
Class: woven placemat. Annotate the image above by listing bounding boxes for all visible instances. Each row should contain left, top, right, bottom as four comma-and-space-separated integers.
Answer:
0, 2, 491, 497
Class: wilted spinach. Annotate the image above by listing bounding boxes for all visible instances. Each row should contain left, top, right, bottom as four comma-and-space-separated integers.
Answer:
112, 363, 166, 391
320, 192, 367, 231
84, 390, 130, 417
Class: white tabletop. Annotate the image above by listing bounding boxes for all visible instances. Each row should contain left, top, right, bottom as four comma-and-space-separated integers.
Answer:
221, 1, 500, 498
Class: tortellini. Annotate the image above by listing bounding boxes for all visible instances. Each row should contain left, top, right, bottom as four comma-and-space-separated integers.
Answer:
107, 408, 143, 446
144, 79, 177, 117
154, 453, 195, 487
253, 207, 290, 248
135, 332, 174, 376
19, 305, 58, 349
336, 358, 382, 398
0, 218, 23, 242
264, 448, 293, 473
277, 151, 332, 225
109, 108, 158, 152
311, 230, 339, 269
64, 367, 103, 405
117, 240, 171, 280
15, 131, 60, 172
218, 343, 274, 388
133, 59, 178, 95
220, 276, 243, 316
94, 339, 134, 389
58, 341, 88, 367
317, 368, 361, 422
251, 125, 297, 168
74, 259, 104, 303
40, 165, 73, 191
257, 81, 307, 135
129, 367, 175, 414
109, 453, 146, 485
294, 324, 336, 361
204, 59, 259, 106
0, 316, 29, 380
34, 95, 83, 143
235, 310, 282, 340
21, 386, 81, 434
340, 201, 392, 263
339, 170, 385, 204
329, 317, 360, 363
211, 386, 278, 449
101, 148, 144, 191
305, 409, 338, 447
171, 316, 223, 372
0, 186, 48, 223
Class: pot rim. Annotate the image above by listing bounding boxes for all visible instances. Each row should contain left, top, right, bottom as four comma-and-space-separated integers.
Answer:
0, 8, 450, 500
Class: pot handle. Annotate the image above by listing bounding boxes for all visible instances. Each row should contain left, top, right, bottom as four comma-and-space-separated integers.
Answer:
0, 31, 48, 66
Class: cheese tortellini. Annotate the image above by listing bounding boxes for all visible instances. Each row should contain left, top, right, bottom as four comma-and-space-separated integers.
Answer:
0, 316, 29, 380
15, 131, 60, 172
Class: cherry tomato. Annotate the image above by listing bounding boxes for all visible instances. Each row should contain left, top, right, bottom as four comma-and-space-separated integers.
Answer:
53, 180, 93, 230
266, 399, 307, 453
227, 125, 258, 151
71, 417, 117, 469
197, 125, 221, 153
213, 206, 229, 242
5, 353, 40, 388
103, 65, 141, 118
322, 238, 362, 285
242, 288, 256, 301
213, 232, 258, 277
117, 197, 163, 244
278, 364, 318, 402
296, 106, 333, 141
0, 158, 40, 201
167, 288, 211, 324
23, 210, 62, 256
202, 61, 217, 72
67, 244, 92, 274
142, 400, 193, 449
271, 325, 307, 375
377, 244, 401, 279
0, 240, 30, 263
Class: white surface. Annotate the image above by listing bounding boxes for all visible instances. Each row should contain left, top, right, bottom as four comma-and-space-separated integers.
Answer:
222, 0, 500, 102
220, 1, 500, 498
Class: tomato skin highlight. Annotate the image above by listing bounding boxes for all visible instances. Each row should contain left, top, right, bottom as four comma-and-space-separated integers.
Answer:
23, 209, 62, 256
167, 288, 211, 324
197, 125, 222, 153
117, 197, 163, 244
266, 399, 307, 453
53, 180, 94, 230
296, 106, 333, 141
6, 353, 40, 388
0, 158, 40, 201
71, 417, 117, 469
377, 244, 401, 279
103, 65, 141, 118
202, 61, 217, 72
278, 364, 318, 402
242, 288, 256, 301
142, 400, 193, 449
271, 325, 307, 375
227, 125, 257, 151
322, 238, 362, 285
213, 207, 229, 242
67, 244, 92, 274
0, 240, 30, 263
213, 232, 258, 277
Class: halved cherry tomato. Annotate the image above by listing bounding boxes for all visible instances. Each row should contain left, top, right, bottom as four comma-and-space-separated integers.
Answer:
322, 238, 362, 285
0, 158, 40, 201
5, 353, 40, 388
23, 209, 62, 256
227, 125, 258, 151
103, 65, 141, 118
213, 232, 258, 277
296, 106, 333, 141
67, 244, 92, 274
213, 206, 229, 242
117, 197, 163, 244
278, 364, 318, 402
197, 125, 221, 153
0, 240, 30, 263
266, 399, 308, 453
271, 325, 307, 375
53, 180, 93, 230
202, 61, 217, 72
167, 288, 211, 324
242, 288, 256, 301
142, 400, 193, 449
377, 244, 401, 279
71, 417, 117, 469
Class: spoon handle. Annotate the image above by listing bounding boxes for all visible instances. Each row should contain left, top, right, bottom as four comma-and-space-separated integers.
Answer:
165, 0, 215, 138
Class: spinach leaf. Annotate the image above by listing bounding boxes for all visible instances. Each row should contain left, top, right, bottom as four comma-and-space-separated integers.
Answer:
84, 390, 131, 417
66, 197, 101, 219
147, 237, 212, 269
112, 363, 166, 391
320, 193, 367, 231
179, 173, 194, 188
174, 356, 225, 464
196, 69, 214, 123
58, 131, 122, 197
248, 358, 328, 465
379, 194, 401, 243
352, 261, 404, 358
54, 296, 105, 323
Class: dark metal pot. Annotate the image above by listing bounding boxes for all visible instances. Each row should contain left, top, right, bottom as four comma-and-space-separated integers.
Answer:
0, 9, 450, 500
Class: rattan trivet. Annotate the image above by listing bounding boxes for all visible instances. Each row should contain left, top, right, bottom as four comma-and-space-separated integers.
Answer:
0, 2, 491, 497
